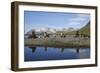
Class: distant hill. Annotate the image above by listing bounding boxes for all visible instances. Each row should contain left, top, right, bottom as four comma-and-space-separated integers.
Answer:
78, 21, 90, 36
56, 21, 90, 36
25, 21, 90, 37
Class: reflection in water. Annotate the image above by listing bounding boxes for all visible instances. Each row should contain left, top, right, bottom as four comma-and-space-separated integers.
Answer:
76, 48, 79, 53
79, 49, 90, 58
29, 47, 36, 53
61, 48, 64, 53
30, 47, 66, 53
24, 46, 90, 61
45, 47, 48, 52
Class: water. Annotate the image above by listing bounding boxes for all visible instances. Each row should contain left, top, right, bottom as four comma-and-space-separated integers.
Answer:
24, 46, 90, 62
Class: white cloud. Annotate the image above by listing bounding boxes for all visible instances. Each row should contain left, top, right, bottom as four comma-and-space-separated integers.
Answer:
77, 14, 90, 18
69, 14, 89, 22
69, 17, 86, 22
67, 14, 90, 29
67, 22, 81, 26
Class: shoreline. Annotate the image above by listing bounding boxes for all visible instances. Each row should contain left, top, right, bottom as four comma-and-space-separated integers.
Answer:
24, 38, 90, 48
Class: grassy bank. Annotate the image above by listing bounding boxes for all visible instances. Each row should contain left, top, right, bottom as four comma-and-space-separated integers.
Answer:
24, 37, 90, 48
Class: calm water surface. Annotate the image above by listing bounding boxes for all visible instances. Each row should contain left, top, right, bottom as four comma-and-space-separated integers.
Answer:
24, 46, 90, 61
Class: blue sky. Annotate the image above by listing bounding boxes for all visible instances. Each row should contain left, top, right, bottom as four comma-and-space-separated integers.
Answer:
24, 11, 90, 33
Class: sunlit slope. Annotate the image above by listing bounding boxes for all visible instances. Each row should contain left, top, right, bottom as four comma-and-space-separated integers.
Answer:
56, 21, 90, 36
79, 21, 90, 36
